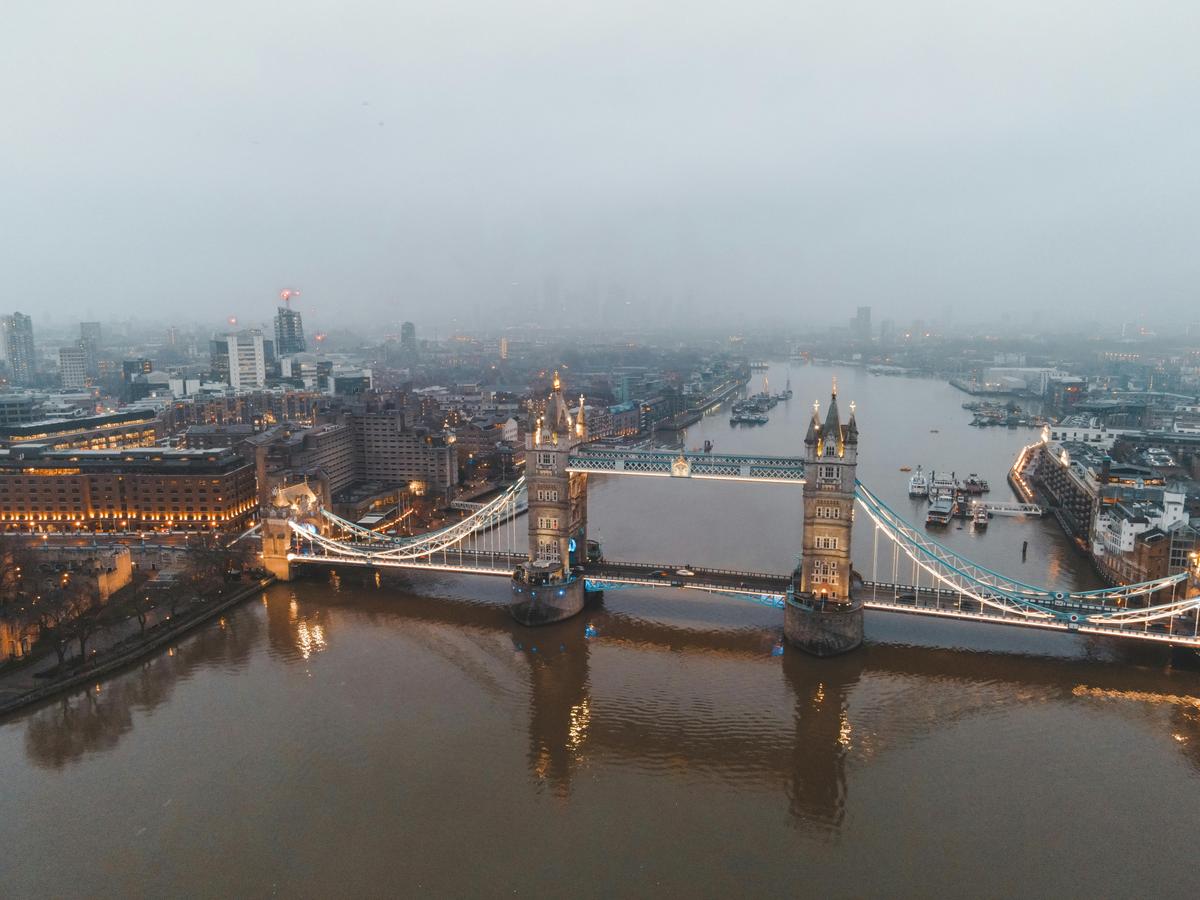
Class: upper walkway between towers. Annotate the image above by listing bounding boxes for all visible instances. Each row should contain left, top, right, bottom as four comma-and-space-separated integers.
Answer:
565, 447, 806, 483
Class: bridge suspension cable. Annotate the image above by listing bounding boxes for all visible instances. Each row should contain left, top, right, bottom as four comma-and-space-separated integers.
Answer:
294, 477, 526, 563
854, 480, 1196, 627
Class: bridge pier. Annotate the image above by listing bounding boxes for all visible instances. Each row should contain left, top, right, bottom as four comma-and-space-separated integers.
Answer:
510, 575, 587, 626
261, 513, 294, 581
784, 593, 864, 657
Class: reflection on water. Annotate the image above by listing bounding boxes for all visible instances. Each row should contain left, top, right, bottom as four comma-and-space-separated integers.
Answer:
26, 583, 1200, 817
21, 600, 264, 770
5, 579, 1200, 895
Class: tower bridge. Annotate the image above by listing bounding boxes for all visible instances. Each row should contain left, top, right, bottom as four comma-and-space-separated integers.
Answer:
261, 374, 1200, 657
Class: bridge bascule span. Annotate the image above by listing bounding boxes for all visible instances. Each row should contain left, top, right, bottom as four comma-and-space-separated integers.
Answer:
261, 376, 1200, 656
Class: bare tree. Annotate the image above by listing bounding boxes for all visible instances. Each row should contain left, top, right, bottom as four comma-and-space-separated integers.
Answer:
181, 532, 253, 599
36, 593, 78, 669
127, 591, 157, 636
35, 574, 104, 670
0, 534, 40, 607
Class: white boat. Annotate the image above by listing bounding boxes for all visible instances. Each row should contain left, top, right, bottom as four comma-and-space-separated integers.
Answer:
908, 466, 929, 497
972, 505, 989, 529
929, 470, 956, 499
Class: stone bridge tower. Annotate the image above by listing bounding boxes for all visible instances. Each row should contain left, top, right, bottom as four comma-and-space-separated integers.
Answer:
785, 381, 864, 656
259, 481, 324, 582
511, 372, 590, 626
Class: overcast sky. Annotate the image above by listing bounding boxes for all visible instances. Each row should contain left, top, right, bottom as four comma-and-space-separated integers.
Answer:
3, 1, 1198, 332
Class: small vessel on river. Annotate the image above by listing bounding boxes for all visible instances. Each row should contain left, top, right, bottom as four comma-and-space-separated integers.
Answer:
731, 412, 769, 426
929, 470, 956, 499
961, 474, 990, 494
908, 467, 929, 497
926, 495, 955, 527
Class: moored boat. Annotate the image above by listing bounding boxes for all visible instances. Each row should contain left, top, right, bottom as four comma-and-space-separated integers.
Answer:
972, 505, 989, 529
929, 470, 956, 498
908, 466, 928, 497
926, 496, 954, 527
961, 473, 990, 494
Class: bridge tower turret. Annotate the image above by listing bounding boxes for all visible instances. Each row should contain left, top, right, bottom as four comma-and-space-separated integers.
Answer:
786, 380, 864, 656
259, 480, 325, 582
511, 372, 590, 626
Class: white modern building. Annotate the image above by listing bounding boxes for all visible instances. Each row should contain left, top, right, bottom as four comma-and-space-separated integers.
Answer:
211, 330, 266, 390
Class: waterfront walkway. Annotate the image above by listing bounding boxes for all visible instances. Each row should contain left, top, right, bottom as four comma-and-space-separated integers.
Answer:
0, 577, 274, 718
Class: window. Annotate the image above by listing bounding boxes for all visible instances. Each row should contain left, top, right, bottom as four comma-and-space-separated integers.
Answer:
815, 535, 839, 550
537, 452, 556, 468
536, 489, 559, 502
536, 536, 560, 562
815, 505, 840, 519
809, 560, 839, 584
819, 465, 839, 481
537, 516, 560, 530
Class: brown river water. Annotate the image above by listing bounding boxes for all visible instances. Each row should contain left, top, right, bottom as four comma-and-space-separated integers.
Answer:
2, 364, 1198, 898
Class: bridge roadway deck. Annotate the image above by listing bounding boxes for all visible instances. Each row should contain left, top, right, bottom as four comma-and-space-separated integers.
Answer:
288, 551, 1200, 647
289, 547, 526, 575
584, 561, 792, 599
859, 581, 1200, 648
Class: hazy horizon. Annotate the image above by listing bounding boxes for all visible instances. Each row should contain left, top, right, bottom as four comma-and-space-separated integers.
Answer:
4, 1, 1199, 332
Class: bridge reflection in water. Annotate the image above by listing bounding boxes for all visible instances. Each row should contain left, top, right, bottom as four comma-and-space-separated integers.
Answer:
14, 582, 1200, 834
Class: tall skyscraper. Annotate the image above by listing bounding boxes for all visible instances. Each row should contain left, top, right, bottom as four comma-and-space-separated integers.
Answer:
59, 344, 87, 389
2, 312, 35, 385
274, 305, 306, 356
211, 331, 265, 390
879, 319, 896, 346
400, 321, 417, 354
79, 321, 102, 375
850, 306, 872, 341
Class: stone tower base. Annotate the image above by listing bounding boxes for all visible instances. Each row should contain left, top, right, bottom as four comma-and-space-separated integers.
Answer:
262, 554, 293, 581
784, 595, 864, 657
510, 577, 586, 626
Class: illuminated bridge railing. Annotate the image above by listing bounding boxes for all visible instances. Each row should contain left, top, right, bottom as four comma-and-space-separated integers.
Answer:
567, 448, 805, 483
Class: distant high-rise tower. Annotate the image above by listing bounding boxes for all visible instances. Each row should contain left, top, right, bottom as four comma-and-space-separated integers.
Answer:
879, 318, 896, 346
400, 321, 417, 355
274, 303, 306, 356
3, 312, 35, 385
79, 321, 102, 375
59, 343, 87, 389
211, 331, 266, 390
850, 306, 872, 341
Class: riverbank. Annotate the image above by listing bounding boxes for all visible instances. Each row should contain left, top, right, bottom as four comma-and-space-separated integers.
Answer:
0, 576, 275, 719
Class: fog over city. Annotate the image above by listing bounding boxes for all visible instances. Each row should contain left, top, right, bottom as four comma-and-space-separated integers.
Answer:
4, 1, 1199, 331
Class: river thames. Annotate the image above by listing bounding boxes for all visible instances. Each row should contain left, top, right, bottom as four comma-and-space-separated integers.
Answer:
2, 364, 1198, 897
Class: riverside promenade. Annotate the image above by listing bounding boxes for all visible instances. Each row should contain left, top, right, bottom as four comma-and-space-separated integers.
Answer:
0, 576, 275, 718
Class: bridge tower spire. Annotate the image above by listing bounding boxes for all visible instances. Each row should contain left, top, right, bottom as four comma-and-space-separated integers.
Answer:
787, 381, 864, 655
511, 371, 590, 625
